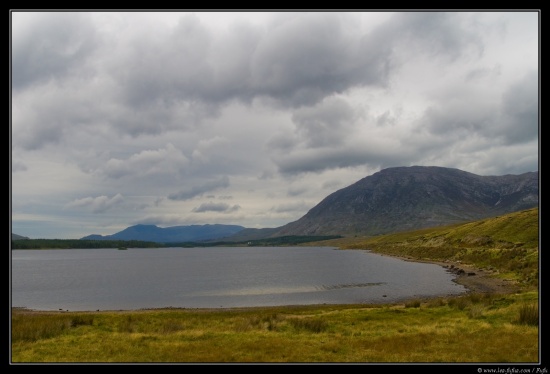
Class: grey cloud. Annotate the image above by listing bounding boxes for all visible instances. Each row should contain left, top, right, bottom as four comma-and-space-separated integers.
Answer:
114, 99, 223, 140
291, 97, 358, 147
12, 70, 120, 151
499, 70, 538, 144
65, 193, 124, 213
420, 69, 538, 145
421, 104, 493, 137
287, 186, 307, 197
110, 15, 256, 109
11, 161, 28, 172
266, 134, 298, 152
322, 179, 343, 190
274, 147, 406, 175
192, 202, 240, 213
250, 13, 390, 106
12, 12, 98, 91
205, 22, 262, 103
384, 12, 484, 61
375, 111, 397, 127
270, 202, 311, 213
168, 176, 230, 201
111, 12, 394, 114
14, 11, 473, 145
114, 14, 215, 108
102, 143, 190, 179
465, 64, 502, 82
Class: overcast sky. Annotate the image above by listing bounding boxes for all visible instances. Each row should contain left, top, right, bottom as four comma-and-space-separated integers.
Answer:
10, 11, 539, 239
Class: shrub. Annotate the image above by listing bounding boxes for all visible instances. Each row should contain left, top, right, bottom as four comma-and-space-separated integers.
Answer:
404, 299, 422, 308
289, 318, 328, 333
448, 296, 469, 310
468, 304, 485, 319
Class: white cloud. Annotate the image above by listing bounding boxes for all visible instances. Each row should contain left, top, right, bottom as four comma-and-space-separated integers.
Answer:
65, 193, 124, 213
101, 143, 189, 179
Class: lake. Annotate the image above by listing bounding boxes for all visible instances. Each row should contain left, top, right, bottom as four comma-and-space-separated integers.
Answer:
11, 246, 466, 311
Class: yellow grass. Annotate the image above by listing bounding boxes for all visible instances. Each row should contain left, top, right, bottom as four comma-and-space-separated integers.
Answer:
11, 291, 539, 363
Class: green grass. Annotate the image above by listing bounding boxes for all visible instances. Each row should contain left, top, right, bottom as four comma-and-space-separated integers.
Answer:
11, 291, 539, 363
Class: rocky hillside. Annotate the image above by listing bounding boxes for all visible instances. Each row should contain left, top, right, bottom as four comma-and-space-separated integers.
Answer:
272, 166, 538, 237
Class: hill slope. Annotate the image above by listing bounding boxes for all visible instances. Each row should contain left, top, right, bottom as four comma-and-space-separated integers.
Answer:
314, 207, 539, 289
334, 207, 539, 250
272, 166, 538, 237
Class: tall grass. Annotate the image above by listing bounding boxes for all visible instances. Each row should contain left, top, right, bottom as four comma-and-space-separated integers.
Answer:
516, 302, 539, 326
11, 291, 539, 363
11, 311, 94, 342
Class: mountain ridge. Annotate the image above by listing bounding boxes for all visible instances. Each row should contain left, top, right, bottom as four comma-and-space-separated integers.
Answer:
13, 166, 538, 241
80, 223, 245, 243
269, 166, 538, 237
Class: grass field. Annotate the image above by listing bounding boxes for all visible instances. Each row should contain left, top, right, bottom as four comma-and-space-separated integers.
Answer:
10, 291, 539, 363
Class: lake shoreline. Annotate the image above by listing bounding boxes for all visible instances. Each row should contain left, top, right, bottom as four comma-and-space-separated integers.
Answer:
369, 251, 520, 296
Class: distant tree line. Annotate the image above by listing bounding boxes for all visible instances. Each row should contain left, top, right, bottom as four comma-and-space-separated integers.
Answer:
11, 235, 343, 249
11, 239, 162, 249
176, 235, 343, 247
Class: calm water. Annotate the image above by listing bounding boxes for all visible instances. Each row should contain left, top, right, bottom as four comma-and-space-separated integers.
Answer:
11, 247, 466, 311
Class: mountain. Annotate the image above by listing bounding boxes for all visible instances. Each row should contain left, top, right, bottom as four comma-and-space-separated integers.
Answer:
11, 233, 29, 240
81, 224, 245, 243
218, 227, 280, 242
270, 166, 538, 237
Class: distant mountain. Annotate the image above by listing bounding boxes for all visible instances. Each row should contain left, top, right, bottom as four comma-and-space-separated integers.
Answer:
218, 227, 280, 242
81, 224, 245, 243
270, 166, 539, 237
11, 233, 29, 240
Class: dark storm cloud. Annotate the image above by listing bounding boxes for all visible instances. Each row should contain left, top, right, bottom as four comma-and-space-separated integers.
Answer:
12, 12, 98, 91
269, 202, 311, 213
108, 12, 395, 116
13, 12, 485, 147
113, 14, 215, 108
274, 147, 406, 175
267, 96, 362, 160
249, 12, 391, 107
192, 202, 240, 213
168, 176, 230, 201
